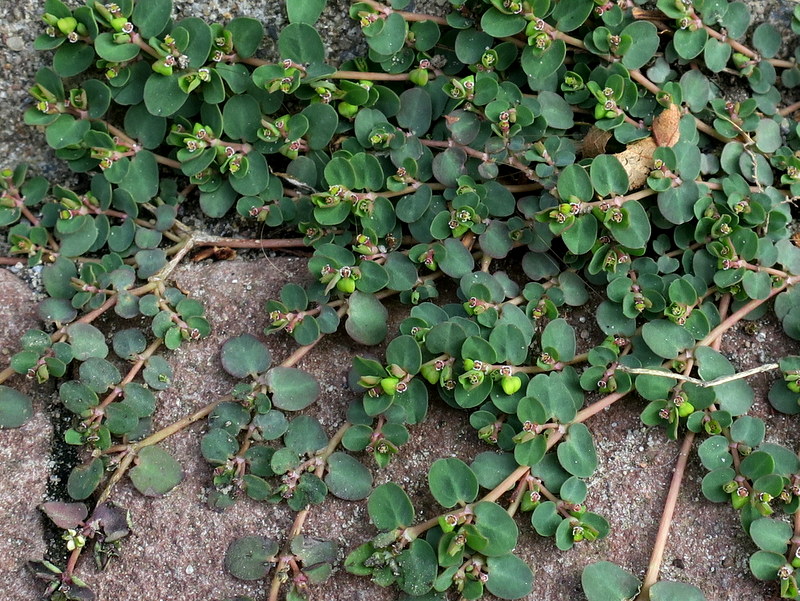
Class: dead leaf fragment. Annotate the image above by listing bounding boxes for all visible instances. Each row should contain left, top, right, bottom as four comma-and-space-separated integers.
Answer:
652, 104, 681, 148
612, 106, 680, 189
581, 126, 612, 158
614, 136, 657, 190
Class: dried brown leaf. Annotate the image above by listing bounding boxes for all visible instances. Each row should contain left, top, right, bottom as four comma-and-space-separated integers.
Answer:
614, 137, 657, 190
652, 104, 681, 147
580, 127, 612, 158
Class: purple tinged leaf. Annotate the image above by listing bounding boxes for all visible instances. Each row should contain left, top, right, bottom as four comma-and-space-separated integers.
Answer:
40, 501, 88, 529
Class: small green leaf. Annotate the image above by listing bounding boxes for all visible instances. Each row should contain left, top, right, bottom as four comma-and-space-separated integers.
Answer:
220, 334, 271, 378
173, 17, 213, 67
582, 561, 640, 601
129, 445, 183, 496
368, 482, 414, 530
468, 501, 518, 556
284, 415, 327, 455
142, 355, 172, 390
364, 12, 408, 56
67, 458, 104, 500
427, 457, 479, 508
222, 94, 261, 142
279, 22, 325, 64
590, 155, 629, 196
557, 423, 597, 477
486, 554, 534, 599
620, 21, 659, 70
673, 28, 708, 60
541, 318, 576, 362
46, 114, 90, 150
386, 335, 422, 375
266, 367, 319, 411
325, 452, 373, 501
532, 501, 563, 536
53, 43, 95, 77
286, 0, 326, 25
79, 357, 121, 393
701, 467, 736, 502
201, 429, 239, 464
132, 0, 172, 38
225, 536, 279, 580
112, 328, 146, 360
398, 539, 437, 596
0, 386, 34, 428
346, 291, 388, 345
557, 164, 593, 203
749, 518, 792, 554
752, 23, 780, 58
642, 320, 695, 359
227, 17, 264, 58
749, 550, 785, 581
470, 452, 517, 489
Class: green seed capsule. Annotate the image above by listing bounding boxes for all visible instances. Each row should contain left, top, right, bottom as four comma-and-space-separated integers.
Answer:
336, 276, 356, 294
380, 377, 399, 396
501, 375, 522, 395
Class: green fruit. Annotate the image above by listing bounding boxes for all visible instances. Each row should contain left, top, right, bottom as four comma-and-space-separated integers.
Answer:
420, 364, 439, 385
110, 17, 128, 32
336, 276, 356, 294
731, 490, 749, 510
676, 401, 695, 417
520, 491, 540, 512
338, 101, 359, 118
594, 103, 607, 119
500, 375, 522, 395
438, 515, 457, 533
151, 60, 173, 76
409, 67, 429, 87
380, 377, 399, 396
57, 17, 77, 35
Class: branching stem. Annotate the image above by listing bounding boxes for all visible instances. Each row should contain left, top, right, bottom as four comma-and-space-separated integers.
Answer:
636, 431, 695, 601
616, 362, 780, 387
267, 422, 351, 601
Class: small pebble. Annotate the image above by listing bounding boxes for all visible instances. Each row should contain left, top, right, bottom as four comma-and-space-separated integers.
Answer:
185, 565, 195, 575
6, 36, 24, 52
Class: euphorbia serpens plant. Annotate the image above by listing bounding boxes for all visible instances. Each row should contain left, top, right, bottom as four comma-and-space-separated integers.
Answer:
1, 0, 800, 600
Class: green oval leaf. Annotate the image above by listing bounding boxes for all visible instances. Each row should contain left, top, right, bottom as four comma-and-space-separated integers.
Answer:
129, 445, 183, 496
368, 482, 414, 530
0, 386, 34, 428
266, 367, 320, 411
582, 561, 640, 601
486, 554, 534, 600
279, 22, 325, 64
325, 452, 373, 501
67, 457, 103, 500
225, 535, 279, 580
220, 334, 271, 378
428, 457, 479, 508
557, 423, 597, 477
346, 291, 388, 345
